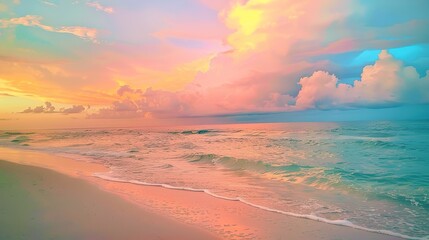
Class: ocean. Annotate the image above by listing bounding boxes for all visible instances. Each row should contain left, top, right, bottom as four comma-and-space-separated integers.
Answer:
1, 121, 428, 239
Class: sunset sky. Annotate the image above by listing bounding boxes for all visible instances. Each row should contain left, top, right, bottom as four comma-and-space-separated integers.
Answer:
0, 0, 428, 129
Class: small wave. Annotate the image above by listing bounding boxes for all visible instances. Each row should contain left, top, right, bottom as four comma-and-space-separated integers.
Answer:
325, 168, 429, 208
92, 172, 422, 240
352, 139, 398, 148
186, 153, 312, 173
44, 130, 112, 141
168, 129, 219, 135
10, 136, 31, 144
159, 164, 174, 169
128, 148, 139, 153
184, 154, 314, 174
65, 143, 94, 148
185, 153, 340, 190
46, 148, 134, 160
1, 131, 34, 136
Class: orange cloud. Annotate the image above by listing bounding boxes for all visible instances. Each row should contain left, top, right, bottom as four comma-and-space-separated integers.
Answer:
0, 59, 116, 105
0, 15, 98, 42
21, 101, 87, 114
57, 26, 98, 41
89, 86, 183, 119
87, 2, 114, 14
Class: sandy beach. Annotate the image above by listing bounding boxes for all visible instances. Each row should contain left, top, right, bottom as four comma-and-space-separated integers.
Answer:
0, 147, 403, 240
0, 160, 217, 240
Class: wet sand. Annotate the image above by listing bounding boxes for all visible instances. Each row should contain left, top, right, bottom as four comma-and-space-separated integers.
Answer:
0, 160, 216, 240
0, 147, 402, 240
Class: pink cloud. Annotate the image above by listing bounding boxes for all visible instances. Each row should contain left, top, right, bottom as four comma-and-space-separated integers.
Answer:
21, 102, 55, 114
61, 105, 86, 114
89, 86, 188, 119
295, 50, 429, 109
91, 50, 429, 119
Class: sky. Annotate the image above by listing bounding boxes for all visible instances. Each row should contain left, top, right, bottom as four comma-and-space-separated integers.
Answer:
0, 0, 428, 129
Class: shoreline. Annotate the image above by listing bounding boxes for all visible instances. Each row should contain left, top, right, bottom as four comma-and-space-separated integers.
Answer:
0, 160, 217, 240
0, 147, 403, 239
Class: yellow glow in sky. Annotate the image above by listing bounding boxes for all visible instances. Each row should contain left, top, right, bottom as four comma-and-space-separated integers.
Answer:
226, 0, 271, 53
113, 54, 216, 92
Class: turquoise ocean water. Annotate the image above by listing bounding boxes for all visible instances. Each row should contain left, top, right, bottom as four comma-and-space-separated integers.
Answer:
1, 121, 428, 239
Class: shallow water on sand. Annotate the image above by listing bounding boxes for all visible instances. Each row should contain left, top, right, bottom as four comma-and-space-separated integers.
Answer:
1, 121, 428, 239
